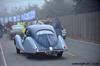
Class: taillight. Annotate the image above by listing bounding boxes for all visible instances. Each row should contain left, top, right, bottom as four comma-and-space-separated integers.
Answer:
64, 45, 67, 48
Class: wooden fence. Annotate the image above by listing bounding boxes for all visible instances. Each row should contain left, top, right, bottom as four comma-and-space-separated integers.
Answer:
59, 12, 100, 44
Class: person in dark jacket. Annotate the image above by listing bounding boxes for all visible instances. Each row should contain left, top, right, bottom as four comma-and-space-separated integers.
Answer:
0, 22, 3, 38
50, 17, 63, 36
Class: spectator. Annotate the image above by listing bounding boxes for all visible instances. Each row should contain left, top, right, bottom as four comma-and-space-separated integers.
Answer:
0, 22, 3, 38
51, 17, 63, 36
44, 18, 52, 25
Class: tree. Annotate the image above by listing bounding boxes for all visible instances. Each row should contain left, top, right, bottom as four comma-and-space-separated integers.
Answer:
73, 0, 100, 14
38, 0, 74, 19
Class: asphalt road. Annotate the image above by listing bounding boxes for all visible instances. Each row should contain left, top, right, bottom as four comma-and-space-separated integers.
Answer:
0, 35, 100, 66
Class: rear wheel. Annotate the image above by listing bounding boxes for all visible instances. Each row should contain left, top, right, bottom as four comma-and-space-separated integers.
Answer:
14, 39, 20, 54
16, 48, 20, 54
57, 51, 63, 57
63, 36, 66, 39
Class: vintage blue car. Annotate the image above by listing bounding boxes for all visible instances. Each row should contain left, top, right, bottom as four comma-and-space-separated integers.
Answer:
14, 25, 68, 57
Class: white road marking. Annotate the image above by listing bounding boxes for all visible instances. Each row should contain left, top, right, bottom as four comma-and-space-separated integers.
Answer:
0, 43, 7, 66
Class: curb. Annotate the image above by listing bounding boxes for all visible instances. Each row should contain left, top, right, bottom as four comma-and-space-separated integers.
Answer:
66, 38, 100, 45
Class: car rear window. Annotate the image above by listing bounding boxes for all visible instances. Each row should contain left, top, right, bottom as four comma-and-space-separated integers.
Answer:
36, 30, 54, 35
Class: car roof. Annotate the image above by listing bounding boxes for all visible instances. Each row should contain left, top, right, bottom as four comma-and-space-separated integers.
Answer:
11, 25, 24, 29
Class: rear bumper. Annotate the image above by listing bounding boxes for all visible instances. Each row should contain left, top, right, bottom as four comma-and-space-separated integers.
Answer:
35, 49, 68, 53
23, 49, 68, 54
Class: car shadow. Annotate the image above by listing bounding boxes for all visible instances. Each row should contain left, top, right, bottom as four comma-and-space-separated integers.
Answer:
19, 53, 66, 61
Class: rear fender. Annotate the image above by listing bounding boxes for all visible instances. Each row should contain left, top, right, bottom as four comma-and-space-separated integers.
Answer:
15, 35, 24, 50
56, 35, 68, 49
23, 37, 37, 53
